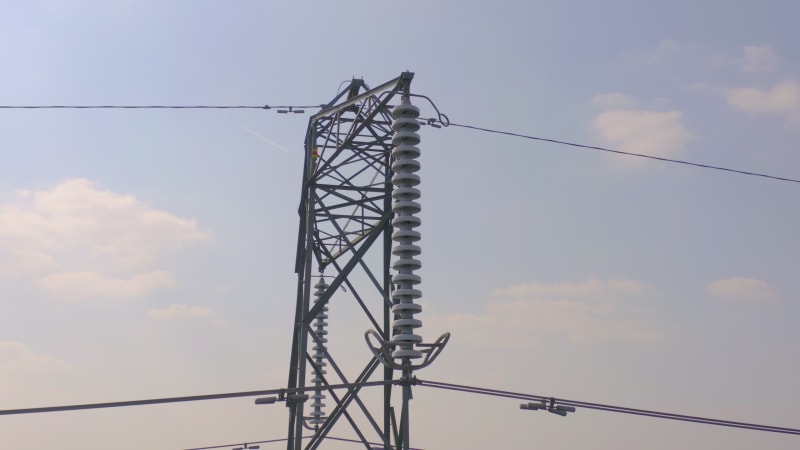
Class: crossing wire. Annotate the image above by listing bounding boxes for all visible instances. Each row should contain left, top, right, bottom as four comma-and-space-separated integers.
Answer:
183, 436, 425, 450
1, 378, 797, 437
0, 105, 322, 110
417, 379, 800, 436
0, 380, 394, 416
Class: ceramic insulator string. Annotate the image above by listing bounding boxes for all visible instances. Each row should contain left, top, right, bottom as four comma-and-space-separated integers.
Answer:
390, 98, 424, 361
309, 278, 329, 425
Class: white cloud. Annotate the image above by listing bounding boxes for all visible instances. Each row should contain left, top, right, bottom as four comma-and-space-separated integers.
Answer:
593, 109, 693, 158
706, 277, 776, 302
736, 45, 780, 73
0, 178, 210, 278
148, 303, 228, 327
648, 39, 680, 64
37, 270, 176, 300
148, 303, 215, 320
428, 278, 659, 348
724, 79, 800, 122
494, 277, 647, 298
0, 246, 56, 278
0, 179, 209, 300
592, 93, 638, 109
712, 44, 781, 73
0, 342, 70, 373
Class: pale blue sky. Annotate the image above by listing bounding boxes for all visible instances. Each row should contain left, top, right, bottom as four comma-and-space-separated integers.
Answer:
1, 1, 799, 449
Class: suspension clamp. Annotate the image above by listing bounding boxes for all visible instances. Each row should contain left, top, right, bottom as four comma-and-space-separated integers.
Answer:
364, 329, 450, 371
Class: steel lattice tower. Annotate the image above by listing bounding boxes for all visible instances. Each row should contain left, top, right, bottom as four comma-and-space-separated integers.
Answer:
285, 72, 448, 450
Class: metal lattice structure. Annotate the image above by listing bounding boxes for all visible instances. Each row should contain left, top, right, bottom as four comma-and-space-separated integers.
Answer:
285, 72, 447, 450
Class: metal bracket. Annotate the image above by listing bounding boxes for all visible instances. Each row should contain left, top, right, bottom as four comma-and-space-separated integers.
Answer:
364, 329, 451, 371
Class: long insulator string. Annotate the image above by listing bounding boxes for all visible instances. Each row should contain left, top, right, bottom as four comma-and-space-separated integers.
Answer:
308, 277, 329, 426
390, 99, 424, 362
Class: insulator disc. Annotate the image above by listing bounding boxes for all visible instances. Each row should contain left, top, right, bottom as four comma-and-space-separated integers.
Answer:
392, 103, 420, 118
392, 172, 421, 187
392, 144, 421, 159
392, 273, 422, 285
392, 186, 421, 201
392, 215, 421, 228
392, 131, 421, 146
392, 303, 423, 315
392, 287, 423, 298
392, 202, 421, 217
392, 258, 422, 271
391, 333, 423, 344
392, 229, 421, 243
392, 117, 421, 132
393, 317, 423, 328
391, 158, 421, 173
392, 244, 421, 257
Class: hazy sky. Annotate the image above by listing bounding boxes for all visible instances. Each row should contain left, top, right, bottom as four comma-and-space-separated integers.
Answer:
1, 1, 799, 449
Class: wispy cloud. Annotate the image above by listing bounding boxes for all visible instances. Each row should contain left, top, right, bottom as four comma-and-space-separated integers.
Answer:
738, 45, 781, 73
706, 277, 777, 302
592, 105, 693, 159
591, 93, 638, 109
428, 278, 659, 348
648, 39, 681, 65
148, 303, 214, 319
715, 45, 782, 73
148, 303, 227, 327
0, 342, 71, 373
686, 45, 798, 124
723, 79, 800, 122
37, 270, 176, 301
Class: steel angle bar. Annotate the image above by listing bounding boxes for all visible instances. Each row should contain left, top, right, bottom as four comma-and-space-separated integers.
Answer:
315, 247, 385, 333
316, 183, 385, 193
303, 212, 390, 326
308, 236, 385, 332
313, 193, 385, 217
305, 352, 387, 445
304, 355, 375, 449
311, 91, 400, 180
309, 236, 391, 330
311, 196, 384, 259
306, 358, 384, 450
311, 76, 402, 122
321, 152, 386, 186
315, 195, 388, 296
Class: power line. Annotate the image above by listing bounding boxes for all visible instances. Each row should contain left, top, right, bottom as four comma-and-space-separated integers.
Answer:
0, 104, 322, 110
417, 379, 800, 436
0, 380, 393, 416
443, 122, 800, 185
185, 437, 289, 450
4, 102, 795, 185
1, 377, 796, 436
184, 436, 425, 450
4, 376, 794, 437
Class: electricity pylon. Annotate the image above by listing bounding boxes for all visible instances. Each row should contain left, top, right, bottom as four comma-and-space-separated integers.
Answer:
285, 72, 448, 450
